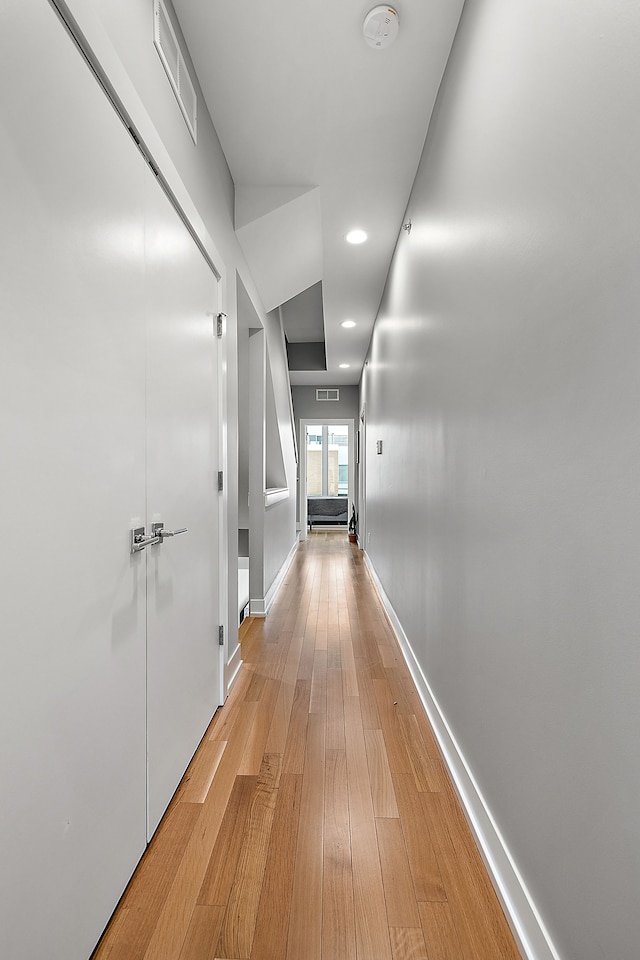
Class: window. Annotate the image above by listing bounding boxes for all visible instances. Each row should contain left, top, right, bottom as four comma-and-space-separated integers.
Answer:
306, 424, 349, 497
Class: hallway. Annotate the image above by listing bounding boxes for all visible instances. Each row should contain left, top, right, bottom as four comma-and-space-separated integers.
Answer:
93, 533, 520, 960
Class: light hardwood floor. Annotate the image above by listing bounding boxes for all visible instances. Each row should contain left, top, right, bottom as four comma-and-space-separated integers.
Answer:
92, 532, 521, 960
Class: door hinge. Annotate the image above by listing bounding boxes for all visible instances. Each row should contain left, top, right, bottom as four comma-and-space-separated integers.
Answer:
218, 470, 224, 493
216, 312, 226, 338
218, 625, 224, 646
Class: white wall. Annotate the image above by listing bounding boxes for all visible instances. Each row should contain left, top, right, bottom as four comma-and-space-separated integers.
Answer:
89, 0, 234, 255
263, 311, 298, 596
362, 1, 640, 958
237, 279, 254, 535
292, 385, 360, 423
61, 0, 297, 675
247, 318, 297, 615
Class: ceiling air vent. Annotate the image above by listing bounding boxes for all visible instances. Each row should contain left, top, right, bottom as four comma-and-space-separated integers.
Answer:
154, 0, 197, 143
316, 389, 340, 401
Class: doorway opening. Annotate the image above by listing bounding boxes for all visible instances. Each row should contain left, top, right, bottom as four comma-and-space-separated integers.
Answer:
299, 419, 355, 539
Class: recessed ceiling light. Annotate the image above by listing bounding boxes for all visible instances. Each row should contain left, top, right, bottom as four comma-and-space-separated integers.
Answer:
339, 363, 351, 369
341, 320, 356, 328
346, 229, 367, 244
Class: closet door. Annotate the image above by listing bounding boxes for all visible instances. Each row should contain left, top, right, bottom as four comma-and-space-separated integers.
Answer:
0, 3, 147, 959
0, 1, 223, 956
145, 187, 221, 838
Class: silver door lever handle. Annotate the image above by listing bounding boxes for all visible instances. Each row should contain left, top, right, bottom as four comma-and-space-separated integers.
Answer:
130, 526, 161, 553
151, 522, 188, 540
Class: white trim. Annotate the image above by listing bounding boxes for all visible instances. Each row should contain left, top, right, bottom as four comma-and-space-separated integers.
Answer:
308, 524, 348, 532
358, 403, 366, 549
249, 597, 267, 618
363, 551, 563, 960
216, 293, 228, 710
264, 486, 289, 507
250, 537, 299, 618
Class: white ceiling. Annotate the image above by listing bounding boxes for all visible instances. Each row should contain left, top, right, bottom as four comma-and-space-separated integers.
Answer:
172, 0, 466, 385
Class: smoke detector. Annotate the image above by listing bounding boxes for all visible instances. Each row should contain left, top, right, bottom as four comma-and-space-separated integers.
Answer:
363, 6, 400, 49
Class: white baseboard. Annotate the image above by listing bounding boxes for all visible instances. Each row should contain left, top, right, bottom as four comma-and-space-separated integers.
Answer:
363, 551, 562, 960
225, 641, 243, 699
250, 538, 299, 619
308, 524, 348, 532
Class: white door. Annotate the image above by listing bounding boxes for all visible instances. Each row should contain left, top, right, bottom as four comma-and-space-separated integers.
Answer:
145, 193, 221, 837
0, 4, 147, 959
0, 1, 223, 956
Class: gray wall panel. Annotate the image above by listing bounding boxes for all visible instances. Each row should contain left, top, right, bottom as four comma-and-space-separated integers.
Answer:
362, 1, 640, 957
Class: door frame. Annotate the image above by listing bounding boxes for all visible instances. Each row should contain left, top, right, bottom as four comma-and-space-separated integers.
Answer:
215, 287, 228, 708
299, 418, 355, 541
358, 403, 367, 550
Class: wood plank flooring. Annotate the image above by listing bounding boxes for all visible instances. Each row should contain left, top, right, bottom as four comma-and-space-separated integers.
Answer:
92, 532, 521, 960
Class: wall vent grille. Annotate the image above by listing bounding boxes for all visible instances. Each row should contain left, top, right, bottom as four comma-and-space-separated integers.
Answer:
154, 0, 197, 143
316, 389, 340, 401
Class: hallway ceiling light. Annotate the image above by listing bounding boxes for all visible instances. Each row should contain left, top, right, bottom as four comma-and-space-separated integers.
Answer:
363, 6, 400, 50
339, 363, 351, 368
346, 229, 367, 244
341, 320, 356, 328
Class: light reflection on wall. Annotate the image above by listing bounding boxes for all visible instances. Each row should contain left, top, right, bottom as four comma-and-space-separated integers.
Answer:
94, 222, 194, 263
411, 216, 507, 254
